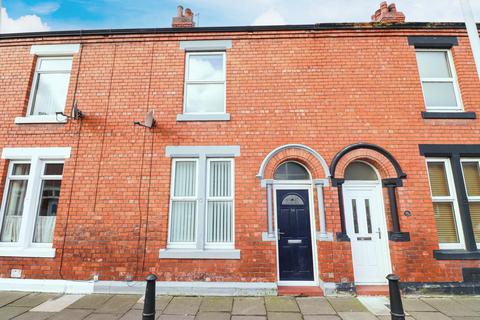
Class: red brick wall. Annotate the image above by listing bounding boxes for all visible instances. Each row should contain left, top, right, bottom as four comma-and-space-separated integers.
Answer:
0, 27, 479, 284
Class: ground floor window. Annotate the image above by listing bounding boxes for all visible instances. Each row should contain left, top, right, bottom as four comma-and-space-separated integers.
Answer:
427, 158, 480, 249
168, 157, 234, 250
0, 147, 70, 257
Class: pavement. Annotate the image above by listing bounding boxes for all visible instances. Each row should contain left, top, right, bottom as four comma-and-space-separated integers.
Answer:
0, 292, 479, 320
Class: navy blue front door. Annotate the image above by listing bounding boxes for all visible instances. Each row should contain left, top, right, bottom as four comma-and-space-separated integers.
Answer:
277, 189, 314, 281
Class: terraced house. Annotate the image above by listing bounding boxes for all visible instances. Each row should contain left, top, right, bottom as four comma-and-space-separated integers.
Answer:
0, 2, 479, 295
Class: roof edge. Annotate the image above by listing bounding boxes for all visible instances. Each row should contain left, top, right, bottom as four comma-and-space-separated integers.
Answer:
0, 22, 477, 40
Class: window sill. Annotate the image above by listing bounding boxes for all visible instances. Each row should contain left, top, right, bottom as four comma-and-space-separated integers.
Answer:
421, 112, 476, 119
15, 115, 67, 124
0, 247, 56, 258
159, 248, 240, 260
433, 249, 480, 260
176, 114, 230, 122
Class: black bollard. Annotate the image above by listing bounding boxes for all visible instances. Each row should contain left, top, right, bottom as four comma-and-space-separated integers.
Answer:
386, 274, 405, 320
142, 274, 157, 320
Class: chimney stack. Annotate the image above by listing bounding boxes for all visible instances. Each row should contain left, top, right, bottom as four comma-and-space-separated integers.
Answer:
172, 5, 195, 28
371, 2, 405, 23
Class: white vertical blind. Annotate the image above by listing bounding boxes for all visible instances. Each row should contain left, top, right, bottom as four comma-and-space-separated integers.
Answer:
207, 160, 233, 244
170, 160, 197, 243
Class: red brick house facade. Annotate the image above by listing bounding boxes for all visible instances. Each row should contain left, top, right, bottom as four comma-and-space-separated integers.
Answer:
0, 4, 479, 295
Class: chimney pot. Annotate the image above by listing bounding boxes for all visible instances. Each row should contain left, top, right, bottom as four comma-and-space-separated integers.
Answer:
185, 8, 193, 17
371, 1, 405, 23
177, 5, 184, 17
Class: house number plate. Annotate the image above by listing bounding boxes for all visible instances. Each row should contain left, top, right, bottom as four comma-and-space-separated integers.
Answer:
288, 239, 302, 244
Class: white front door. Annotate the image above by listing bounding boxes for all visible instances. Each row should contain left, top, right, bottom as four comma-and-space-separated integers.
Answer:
343, 183, 391, 284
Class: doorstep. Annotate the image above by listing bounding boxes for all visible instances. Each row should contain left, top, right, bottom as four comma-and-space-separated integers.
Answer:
278, 286, 324, 296
356, 285, 389, 296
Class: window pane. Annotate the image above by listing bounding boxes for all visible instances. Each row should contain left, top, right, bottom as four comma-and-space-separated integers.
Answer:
352, 199, 359, 234
207, 201, 233, 243
422, 82, 457, 107
209, 161, 231, 197
188, 54, 224, 81
170, 201, 196, 242
39, 58, 72, 71
31, 73, 71, 115
469, 202, 480, 243
344, 162, 378, 181
427, 162, 450, 197
0, 180, 28, 242
416, 51, 451, 78
44, 163, 64, 176
185, 83, 224, 113
462, 162, 480, 197
433, 202, 459, 243
274, 162, 310, 180
12, 164, 30, 176
174, 161, 196, 197
33, 180, 61, 243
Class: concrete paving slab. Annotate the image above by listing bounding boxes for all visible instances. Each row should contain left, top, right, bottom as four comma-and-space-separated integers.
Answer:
83, 314, 121, 320
453, 297, 480, 312
376, 316, 415, 320
409, 312, 452, 320
231, 317, 266, 320
265, 296, 299, 312
134, 295, 173, 311
232, 297, 266, 315
31, 294, 84, 312
0, 306, 30, 320
297, 297, 336, 315
8, 293, 59, 308
11, 311, 53, 320
0, 292, 29, 308
48, 308, 94, 320
199, 297, 232, 312
94, 295, 140, 315
157, 316, 195, 320
163, 297, 202, 315
403, 298, 436, 312
337, 312, 377, 320
303, 316, 341, 320
118, 309, 142, 320
358, 296, 390, 316
450, 317, 480, 320
68, 295, 113, 310
422, 298, 478, 317
195, 312, 230, 320
267, 312, 302, 320
327, 297, 367, 313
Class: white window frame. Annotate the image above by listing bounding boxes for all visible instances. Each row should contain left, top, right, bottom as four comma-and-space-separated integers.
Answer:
460, 158, 480, 246
27, 56, 73, 116
0, 147, 70, 257
167, 158, 199, 249
426, 158, 465, 249
183, 51, 226, 115
416, 49, 463, 112
205, 158, 235, 250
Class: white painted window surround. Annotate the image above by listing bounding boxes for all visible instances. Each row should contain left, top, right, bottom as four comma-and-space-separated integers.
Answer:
0, 147, 71, 258
177, 40, 232, 122
160, 146, 240, 259
15, 44, 80, 125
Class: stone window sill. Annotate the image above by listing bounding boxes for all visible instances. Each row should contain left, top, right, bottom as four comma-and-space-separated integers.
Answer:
159, 248, 240, 260
433, 249, 480, 260
0, 247, 56, 258
176, 114, 230, 122
421, 112, 476, 120
15, 115, 67, 124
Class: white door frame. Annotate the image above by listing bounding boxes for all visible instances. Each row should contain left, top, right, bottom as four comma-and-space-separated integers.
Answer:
343, 180, 392, 285
273, 181, 319, 286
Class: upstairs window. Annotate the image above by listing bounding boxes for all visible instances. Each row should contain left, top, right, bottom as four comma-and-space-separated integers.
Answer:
415, 50, 462, 112
28, 57, 73, 116
184, 52, 226, 114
